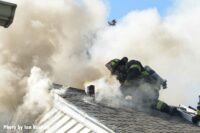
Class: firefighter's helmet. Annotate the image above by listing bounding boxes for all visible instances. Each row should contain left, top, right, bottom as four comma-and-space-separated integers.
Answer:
105, 59, 120, 74
105, 57, 128, 74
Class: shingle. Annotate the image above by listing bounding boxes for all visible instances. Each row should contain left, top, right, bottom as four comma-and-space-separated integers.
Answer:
63, 88, 200, 132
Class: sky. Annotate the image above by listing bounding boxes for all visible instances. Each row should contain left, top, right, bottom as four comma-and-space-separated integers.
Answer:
107, 0, 173, 20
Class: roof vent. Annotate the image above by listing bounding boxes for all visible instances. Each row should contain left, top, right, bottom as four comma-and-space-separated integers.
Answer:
85, 85, 95, 97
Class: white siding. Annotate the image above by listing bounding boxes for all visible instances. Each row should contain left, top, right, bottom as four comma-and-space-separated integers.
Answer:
37, 108, 58, 126
35, 107, 94, 133
34, 94, 114, 133
45, 115, 71, 133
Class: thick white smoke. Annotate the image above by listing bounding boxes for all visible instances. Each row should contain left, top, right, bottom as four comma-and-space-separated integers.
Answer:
0, 0, 107, 104
85, 77, 123, 107
90, 0, 200, 107
85, 77, 159, 111
0, 0, 107, 131
0, 0, 200, 131
10, 67, 52, 132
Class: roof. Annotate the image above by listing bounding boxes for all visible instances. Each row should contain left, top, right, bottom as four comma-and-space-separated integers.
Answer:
34, 87, 114, 133
60, 87, 200, 133
34, 96, 113, 133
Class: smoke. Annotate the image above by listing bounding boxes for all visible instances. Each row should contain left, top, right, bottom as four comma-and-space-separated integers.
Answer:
0, 0, 200, 131
0, 0, 107, 131
1, 0, 107, 88
48, 0, 107, 87
85, 77, 123, 107
161, 0, 200, 106
89, 1, 200, 107
85, 77, 162, 112
10, 67, 52, 132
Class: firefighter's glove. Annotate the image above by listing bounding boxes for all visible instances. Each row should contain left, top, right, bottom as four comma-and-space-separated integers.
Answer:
162, 80, 167, 89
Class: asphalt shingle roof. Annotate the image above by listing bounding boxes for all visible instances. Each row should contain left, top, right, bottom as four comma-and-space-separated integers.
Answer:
62, 88, 200, 133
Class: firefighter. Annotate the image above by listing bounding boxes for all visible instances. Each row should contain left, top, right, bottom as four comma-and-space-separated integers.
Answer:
192, 94, 200, 125
105, 57, 128, 84
106, 57, 177, 115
